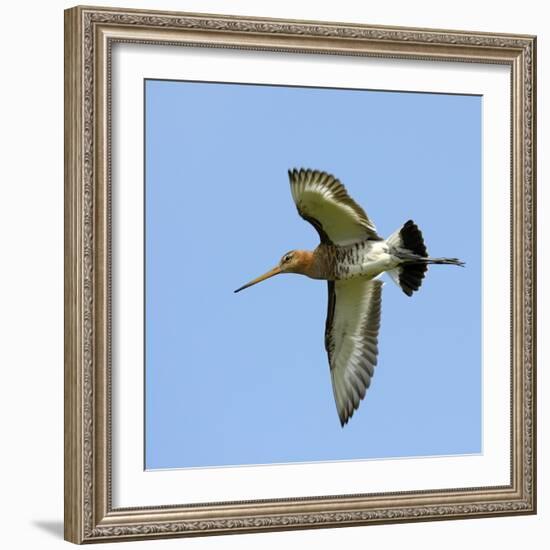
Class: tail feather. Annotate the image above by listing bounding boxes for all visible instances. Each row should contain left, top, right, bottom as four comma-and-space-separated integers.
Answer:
400, 219, 427, 257
387, 220, 464, 297
399, 263, 427, 297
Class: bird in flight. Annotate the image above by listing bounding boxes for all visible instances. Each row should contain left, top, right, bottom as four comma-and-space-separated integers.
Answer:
235, 169, 464, 426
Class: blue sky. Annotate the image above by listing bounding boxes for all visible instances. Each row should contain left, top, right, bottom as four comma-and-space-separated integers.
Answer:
145, 79, 481, 469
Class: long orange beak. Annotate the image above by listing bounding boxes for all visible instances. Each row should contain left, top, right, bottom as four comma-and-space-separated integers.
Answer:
234, 266, 282, 293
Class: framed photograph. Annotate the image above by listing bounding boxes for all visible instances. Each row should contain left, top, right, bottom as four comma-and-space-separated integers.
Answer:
64, 5, 537, 544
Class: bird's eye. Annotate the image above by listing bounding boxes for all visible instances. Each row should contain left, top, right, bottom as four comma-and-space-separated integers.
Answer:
283, 254, 292, 263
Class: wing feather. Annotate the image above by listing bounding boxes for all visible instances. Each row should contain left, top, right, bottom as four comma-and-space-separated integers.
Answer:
325, 278, 383, 426
289, 168, 381, 245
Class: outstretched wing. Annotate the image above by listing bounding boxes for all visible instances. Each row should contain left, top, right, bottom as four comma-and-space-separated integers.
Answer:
289, 168, 381, 245
325, 278, 383, 426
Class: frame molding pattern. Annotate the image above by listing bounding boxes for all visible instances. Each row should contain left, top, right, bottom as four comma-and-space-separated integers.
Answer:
65, 5, 536, 544
91, 502, 531, 540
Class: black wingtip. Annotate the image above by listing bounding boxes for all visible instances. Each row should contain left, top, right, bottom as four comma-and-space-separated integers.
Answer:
339, 414, 349, 428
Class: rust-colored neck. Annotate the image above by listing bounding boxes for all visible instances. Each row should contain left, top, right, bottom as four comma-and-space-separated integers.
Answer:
292, 247, 336, 279
292, 250, 317, 277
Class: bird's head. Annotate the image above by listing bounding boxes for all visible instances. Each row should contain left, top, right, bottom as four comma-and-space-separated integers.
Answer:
234, 250, 314, 293
278, 250, 310, 273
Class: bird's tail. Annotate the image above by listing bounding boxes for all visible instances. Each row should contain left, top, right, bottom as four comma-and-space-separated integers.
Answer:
386, 220, 464, 297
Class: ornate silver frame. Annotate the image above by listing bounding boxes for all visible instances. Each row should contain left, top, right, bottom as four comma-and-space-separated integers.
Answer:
64, 5, 536, 544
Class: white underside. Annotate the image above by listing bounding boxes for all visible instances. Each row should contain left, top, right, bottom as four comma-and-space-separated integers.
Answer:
339, 242, 399, 280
